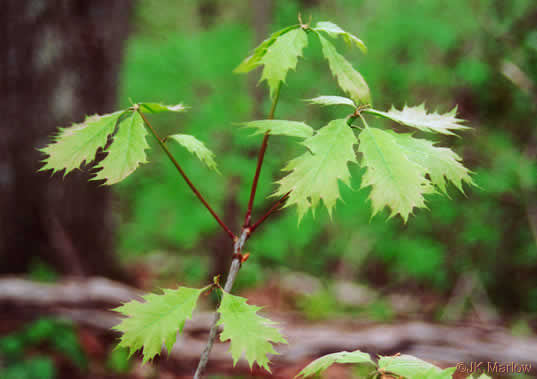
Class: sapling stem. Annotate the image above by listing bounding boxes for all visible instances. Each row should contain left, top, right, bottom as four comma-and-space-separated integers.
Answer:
243, 82, 282, 227
195, 83, 284, 378
138, 111, 236, 241
193, 228, 248, 379
249, 191, 291, 234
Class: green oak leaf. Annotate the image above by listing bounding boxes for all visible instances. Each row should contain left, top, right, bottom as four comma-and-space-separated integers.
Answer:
260, 28, 308, 99
389, 131, 475, 195
139, 103, 186, 114
364, 104, 469, 136
306, 95, 356, 108
234, 25, 300, 74
39, 111, 123, 176
295, 350, 376, 378
318, 34, 370, 105
274, 119, 357, 221
241, 120, 314, 139
378, 354, 451, 379
92, 111, 149, 185
217, 291, 287, 372
168, 134, 219, 172
358, 127, 432, 222
113, 286, 206, 364
313, 21, 367, 53
423, 367, 457, 379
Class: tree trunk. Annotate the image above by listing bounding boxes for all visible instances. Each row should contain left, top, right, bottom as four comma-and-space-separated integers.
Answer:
1, 0, 132, 280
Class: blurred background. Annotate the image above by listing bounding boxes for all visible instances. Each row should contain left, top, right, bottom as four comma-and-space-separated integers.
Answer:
1, 0, 536, 378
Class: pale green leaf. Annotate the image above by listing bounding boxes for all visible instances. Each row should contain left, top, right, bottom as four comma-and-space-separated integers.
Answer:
242, 120, 314, 139
234, 25, 300, 73
168, 134, 219, 172
39, 111, 122, 176
113, 286, 206, 364
295, 350, 375, 378
364, 104, 469, 136
423, 367, 457, 379
139, 103, 186, 114
318, 34, 370, 105
314, 21, 367, 53
358, 127, 431, 222
306, 96, 356, 108
260, 28, 308, 98
92, 111, 149, 185
378, 354, 446, 378
217, 292, 287, 372
389, 131, 475, 195
274, 119, 357, 221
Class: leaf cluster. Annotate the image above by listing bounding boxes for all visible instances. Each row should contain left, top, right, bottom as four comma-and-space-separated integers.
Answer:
296, 351, 492, 379
39, 103, 219, 185
113, 285, 286, 370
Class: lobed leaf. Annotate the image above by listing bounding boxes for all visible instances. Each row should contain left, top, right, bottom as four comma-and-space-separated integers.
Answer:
113, 286, 206, 364
390, 131, 475, 195
234, 25, 300, 74
39, 111, 123, 176
318, 34, 371, 105
305, 95, 356, 108
139, 103, 186, 114
274, 119, 357, 221
217, 292, 287, 372
168, 134, 219, 172
358, 127, 431, 222
378, 354, 453, 379
260, 28, 308, 99
364, 104, 469, 136
313, 21, 367, 53
295, 350, 376, 378
241, 120, 314, 139
92, 111, 149, 185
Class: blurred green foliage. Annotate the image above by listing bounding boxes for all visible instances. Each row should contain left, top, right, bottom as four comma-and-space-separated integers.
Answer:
106, 347, 132, 373
0, 318, 87, 379
116, 0, 536, 313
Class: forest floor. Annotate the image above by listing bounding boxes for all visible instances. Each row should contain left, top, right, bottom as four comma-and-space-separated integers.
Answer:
0, 274, 536, 379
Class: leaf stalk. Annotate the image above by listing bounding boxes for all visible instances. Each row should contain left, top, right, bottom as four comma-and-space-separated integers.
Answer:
243, 82, 282, 227
138, 111, 236, 241
193, 228, 248, 379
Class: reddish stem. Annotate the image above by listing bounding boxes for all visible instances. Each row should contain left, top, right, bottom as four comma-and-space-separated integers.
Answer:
249, 191, 291, 234
243, 82, 282, 227
138, 111, 236, 241
243, 132, 270, 227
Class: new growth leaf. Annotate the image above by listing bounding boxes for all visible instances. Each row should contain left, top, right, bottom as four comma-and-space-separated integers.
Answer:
318, 34, 371, 105
313, 21, 367, 52
113, 286, 206, 364
378, 354, 456, 379
39, 111, 123, 176
259, 28, 308, 99
92, 111, 149, 185
306, 95, 356, 108
168, 134, 219, 172
295, 350, 376, 378
217, 291, 287, 372
364, 104, 469, 135
39, 103, 189, 185
274, 119, 357, 221
234, 25, 300, 74
241, 120, 314, 139
358, 125, 474, 221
